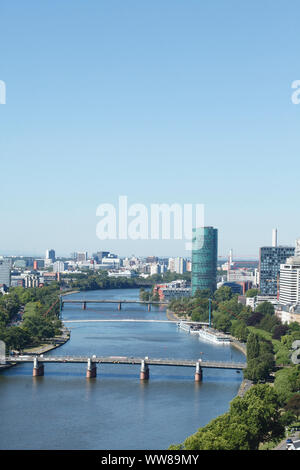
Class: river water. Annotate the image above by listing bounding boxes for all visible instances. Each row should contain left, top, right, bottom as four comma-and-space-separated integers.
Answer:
0, 288, 246, 450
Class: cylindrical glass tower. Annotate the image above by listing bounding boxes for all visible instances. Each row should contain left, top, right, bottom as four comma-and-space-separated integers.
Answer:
192, 226, 218, 295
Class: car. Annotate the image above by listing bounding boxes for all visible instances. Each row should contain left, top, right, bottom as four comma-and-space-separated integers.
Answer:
286, 438, 293, 444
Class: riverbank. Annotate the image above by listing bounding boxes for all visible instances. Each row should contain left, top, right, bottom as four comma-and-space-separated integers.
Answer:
60, 290, 80, 296
0, 326, 71, 372
166, 309, 251, 397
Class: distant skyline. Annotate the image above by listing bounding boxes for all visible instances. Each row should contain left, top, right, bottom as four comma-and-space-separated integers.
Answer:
1, 225, 298, 261
1, 1, 300, 258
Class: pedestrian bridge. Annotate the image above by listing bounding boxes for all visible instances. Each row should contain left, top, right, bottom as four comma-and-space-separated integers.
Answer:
60, 298, 169, 312
63, 319, 209, 325
2, 355, 246, 381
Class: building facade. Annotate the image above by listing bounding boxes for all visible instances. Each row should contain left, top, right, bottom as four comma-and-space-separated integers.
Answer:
45, 249, 55, 262
0, 259, 11, 287
191, 226, 218, 295
259, 246, 295, 296
279, 240, 300, 306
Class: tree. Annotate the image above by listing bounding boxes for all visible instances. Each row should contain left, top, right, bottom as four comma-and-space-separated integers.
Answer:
272, 324, 289, 340
214, 286, 232, 302
246, 311, 263, 326
194, 288, 212, 299
4, 327, 31, 351
258, 313, 280, 333
244, 359, 271, 383
232, 321, 248, 342
214, 314, 231, 333
255, 301, 275, 316
177, 384, 284, 450
229, 385, 284, 446
285, 394, 300, 420
247, 332, 260, 361
246, 288, 259, 298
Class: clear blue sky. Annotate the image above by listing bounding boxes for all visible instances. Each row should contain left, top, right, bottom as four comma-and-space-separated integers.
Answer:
0, 1, 299, 258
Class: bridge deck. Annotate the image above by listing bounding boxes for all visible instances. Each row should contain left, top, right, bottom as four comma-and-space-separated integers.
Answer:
4, 356, 246, 370
62, 319, 209, 325
61, 299, 168, 304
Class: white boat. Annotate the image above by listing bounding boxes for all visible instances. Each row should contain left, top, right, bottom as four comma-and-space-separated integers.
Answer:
178, 321, 191, 333
198, 327, 231, 345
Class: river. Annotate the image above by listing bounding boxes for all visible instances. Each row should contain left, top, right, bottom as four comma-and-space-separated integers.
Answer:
0, 288, 246, 450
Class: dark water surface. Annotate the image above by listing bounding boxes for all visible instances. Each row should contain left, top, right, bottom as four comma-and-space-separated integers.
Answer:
0, 289, 245, 450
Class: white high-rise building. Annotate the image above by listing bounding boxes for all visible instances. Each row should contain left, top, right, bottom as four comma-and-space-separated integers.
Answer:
279, 238, 300, 306
174, 257, 186, 274
150, 263, 159, 276
168, 258, 175, 272
53, 261, 66, 273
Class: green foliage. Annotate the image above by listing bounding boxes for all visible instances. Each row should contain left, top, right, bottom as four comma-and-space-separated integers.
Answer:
255, 301, 275, 316
173, 385, 284, 450
246, 288, 259, 298
273, 367, 300, 405
213, 313, 231, 333
244, 333, 275, 383
2, 326, 31, 351
231, 320, 249, 342
285, 394, 300, 420
246, 332, 260, 361
63, 270, 191, 292
0, 285, 62, 351
139, 288, 151, 301
213, 286, 232, 302
194, 288, 212, 299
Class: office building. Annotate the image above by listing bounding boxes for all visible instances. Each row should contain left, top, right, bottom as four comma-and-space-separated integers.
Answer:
191, 226, 218, 295
259, 246, 294, 296
76, 252, 88, 263
0, 259, 11, 287
45, 249, 55, 262
53, 261, 66, 273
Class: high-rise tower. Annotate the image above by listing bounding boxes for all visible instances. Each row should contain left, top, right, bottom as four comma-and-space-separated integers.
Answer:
191, 227, 218, 295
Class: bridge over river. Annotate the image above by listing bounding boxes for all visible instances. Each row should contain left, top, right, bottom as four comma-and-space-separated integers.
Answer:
2, 355, 246, 381
60, 298, 169, 312
63, 319, 210, 325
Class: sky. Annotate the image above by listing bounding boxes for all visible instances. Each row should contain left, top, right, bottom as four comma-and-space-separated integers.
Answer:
0, 1, 300, 259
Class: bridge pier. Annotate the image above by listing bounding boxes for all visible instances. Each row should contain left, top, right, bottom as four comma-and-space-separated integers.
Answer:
140, 360, 149, 381
82, 301, 86, 310
195, 361, 203, 382
33, 357, 44, 377
86, 358, 97, 378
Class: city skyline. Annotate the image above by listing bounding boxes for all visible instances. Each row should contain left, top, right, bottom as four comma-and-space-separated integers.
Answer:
1, 226, 299, 260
